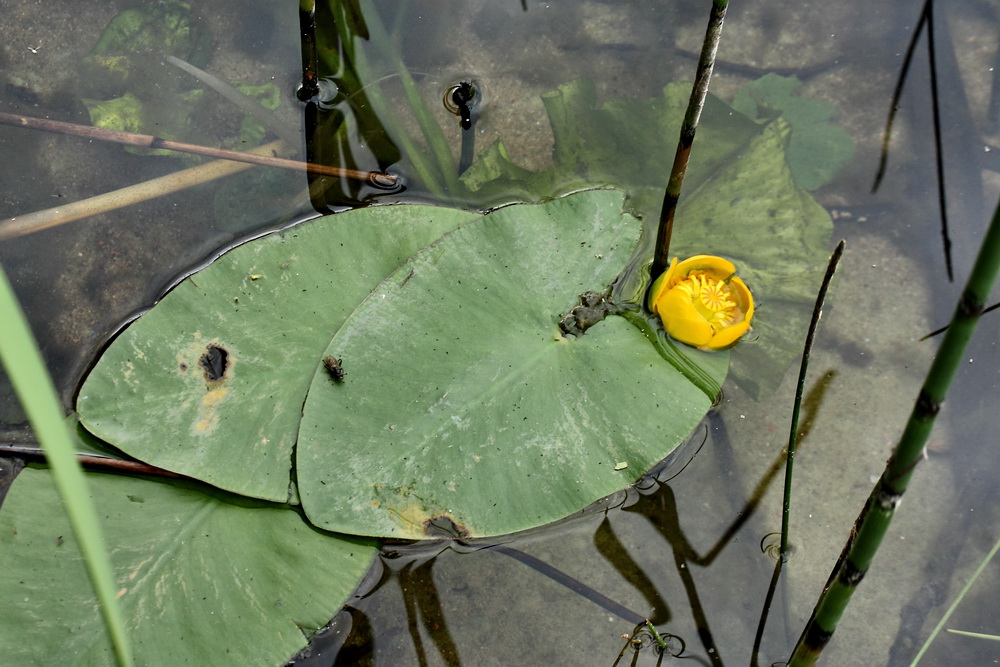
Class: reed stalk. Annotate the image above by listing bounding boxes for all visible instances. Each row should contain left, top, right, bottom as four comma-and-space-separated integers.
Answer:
788, 194, 1000, 665
0, 112, 395, 185
780, 240, 845, 558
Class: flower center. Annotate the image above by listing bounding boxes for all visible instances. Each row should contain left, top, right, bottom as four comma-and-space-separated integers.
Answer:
677, 272, 741, 332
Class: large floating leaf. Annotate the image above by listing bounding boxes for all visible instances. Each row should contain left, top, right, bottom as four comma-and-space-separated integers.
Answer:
0, 468, 376, 665
296, 189, 728, 539
78, 190, 727, 540
77, 206, 477, 502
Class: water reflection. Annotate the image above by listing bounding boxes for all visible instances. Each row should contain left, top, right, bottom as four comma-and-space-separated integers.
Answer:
289, 420, 794, 665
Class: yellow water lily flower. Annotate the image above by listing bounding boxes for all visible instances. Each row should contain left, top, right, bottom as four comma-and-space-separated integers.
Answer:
648, 255, 754, 350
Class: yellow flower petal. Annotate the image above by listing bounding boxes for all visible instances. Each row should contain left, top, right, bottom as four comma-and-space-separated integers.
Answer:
707, 321, 750, 350
660, 288, 715, 347
648, 257, 678, 314
730, 276, 754, 321
673, 255, 736, 281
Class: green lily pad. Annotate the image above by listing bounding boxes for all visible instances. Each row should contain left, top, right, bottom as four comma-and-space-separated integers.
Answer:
77, 190, 727, 539
77, 206, 477, 502
0, 468, 375, 665
482, 79, 835, 397
296, 189, 728, 539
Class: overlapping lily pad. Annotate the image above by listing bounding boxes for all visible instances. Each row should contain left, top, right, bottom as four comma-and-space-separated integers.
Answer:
77, 205, 477, 502
77, 190, 728, 539
297, 190, 728, 538
0, 468, 375, 665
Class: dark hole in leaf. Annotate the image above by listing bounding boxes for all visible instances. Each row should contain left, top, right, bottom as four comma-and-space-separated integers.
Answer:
199, 344, 229, 382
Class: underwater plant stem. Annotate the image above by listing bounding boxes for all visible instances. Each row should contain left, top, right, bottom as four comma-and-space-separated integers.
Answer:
780, 240, 845, 558
0, 445, 183, 478
650, 0, 728, 281
871, 0, 953, 281
0, 141, 284, 241
0, 265, 133, 666
788, 194, 1000, 666
0, 112, 397, 185
871, 0, 928, 194
355, 0, 462, 197
923, 0, 954, 281
459, 125, 475, 175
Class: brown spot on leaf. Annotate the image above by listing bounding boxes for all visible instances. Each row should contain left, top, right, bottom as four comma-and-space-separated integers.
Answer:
424, 514, 471, 539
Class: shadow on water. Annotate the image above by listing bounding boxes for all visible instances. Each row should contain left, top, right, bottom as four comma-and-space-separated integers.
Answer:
289, 402, 837, 666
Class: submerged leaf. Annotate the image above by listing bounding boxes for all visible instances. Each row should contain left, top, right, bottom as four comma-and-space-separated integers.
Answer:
731, 73, 854, 190
672, 118, 833, 395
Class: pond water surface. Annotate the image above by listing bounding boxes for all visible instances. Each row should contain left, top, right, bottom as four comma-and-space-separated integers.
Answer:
2, 1, 999, 665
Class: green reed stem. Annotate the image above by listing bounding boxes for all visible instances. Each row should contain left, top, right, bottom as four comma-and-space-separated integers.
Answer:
780, 240, 845, 558
788, 194, 1000, 666
650, 0, 728, 281
0, 265, 133, 666
646, 620, 668, 652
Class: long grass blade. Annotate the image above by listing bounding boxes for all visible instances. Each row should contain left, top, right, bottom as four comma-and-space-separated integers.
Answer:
0, 265, 133, 665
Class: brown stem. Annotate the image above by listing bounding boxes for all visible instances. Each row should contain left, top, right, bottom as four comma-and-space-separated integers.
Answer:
0, 444, 182, 478
0, 111, 398, 187
0, 141, 283, 240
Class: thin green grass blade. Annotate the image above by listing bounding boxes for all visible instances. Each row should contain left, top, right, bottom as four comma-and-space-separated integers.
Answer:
0, 264, 133, 667
910, 534, 1000, 664
943, 630, 1000, 642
